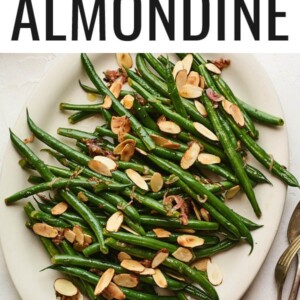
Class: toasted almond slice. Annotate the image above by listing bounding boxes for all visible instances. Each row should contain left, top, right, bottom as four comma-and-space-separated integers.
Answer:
63, 228, 76, 243
94, 268, 115, 296
150, 134, 181, 150
205, 63, 222, 75
73, 292, 84, 300
175, 69, 188, 90
200, 208, 211, 222
198, 153, 221, 165
33, 223, 58, 238
88, 159, 112, 177
182, 54, 193, 74
106, 211, 124, 232
193, 122, 219, 141
120, 259, 145, 273
166, 272, 186, 282
103, 282, 126, 300
111, 116, 127, 134
179, 84, 203, 99
135, 147, 148, 156
117, 252, 132, 262
51, 201, 68, 216
153, 228, 172, 238
150, 172, 164, 193
187, 71, 200, 86
207, 261, 223, 286
73, 225, 84, 246
54, 278, 78, 297
194, 100, 207, 117
191, 200, 201, 220
230, 104, 245, 127
114, 139, 136, 155
200, 75, 206, 89
152, 269, 168, 288
191, 258, 211, 272
157, 121, 181, 135
222, 99, 233, 113
120, 224, 139, 236
120, 94, 135, 109
77, 191, 88, 202
102, 81, 122, 109
116, 53, 133, 69
121, 142, 136, 162
177, 235, 205, 248
225, 185, 241, 200
140, 267, 156, 276
113, 274, 139, 288
172, 247, 193, 262
180, 142, 201, 170
172, 61, 184, 78
84, 234, 93, 245
152, 248, 169, 268
125, 169, 149, 191
94, 156, 118, 171
175, 228, 196, 234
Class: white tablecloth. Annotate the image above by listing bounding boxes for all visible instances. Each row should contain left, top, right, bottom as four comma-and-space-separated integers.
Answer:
0, 54, 299, 300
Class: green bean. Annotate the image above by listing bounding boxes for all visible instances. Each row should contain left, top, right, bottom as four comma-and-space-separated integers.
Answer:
141, 53, 167, 79
30, 210, 71, 228
27, 175, 45, 184
79, 80, 103, 96
81, 53, 156, 151
225, 114, 299, 187
201, 92, 261, 218
245, 164, 271, 184
146, 187, 183, 200
177, 292, 188, 300
68, 111, 98, 124
105, 238, 218, 300
238, 98, 284, 126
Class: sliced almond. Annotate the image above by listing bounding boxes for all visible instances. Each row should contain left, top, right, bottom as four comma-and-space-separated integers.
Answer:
94, 268, 115, 296
225, 185, 241, 200
106, 211, 124, 232
84, 234, 93, 245
175, 69, 188, 90
199, 75, 206, 89
172, 247, 193, 263
140, 268, 155, 276
113, 274, 139, 288
111, 116, 128, 134
182, 54, 193, 74
88, 159, 112, 177
191, 200, 201, 220
153, 228, 172, 238
94, 156, 118, 171
120, 259, 145, 273
33, 223, 58, 238
157, 121, 181, 135
200, 208, 211, 222
135, 147, 148, 156
125, 169, 149, 191
180, 142, 201, 170
193, 122, 219, 141
113, 139, 136, 155
175, 228, 196, 234
51, 201, 68, 216
121, 142, 136, 162
152, 269, 168, 288
121, 225, 139, 236
179, 84, 203, 99
177, 235, 205, 248
172, 61, 184, 78
187, 71, 200, 86
73, 225, 84, 246
116, 53, 133, 69
198, 153, 221, 165
117, 252, 132, 262
73, 292, 84, 300
77, 191, 88, 202
166, 272, 186, 282
207, 261, 223, 286
102, 81, 122, 109
103, 282, 125, 300
194, 100, 207, 117
222, 99, 233, 113
120, 94, 135, 110
152, 248, 169, 268
191, 258, 211, 272
230, 104, 245, 127
150, 134, 181, 150
150, 172, 164, 193
54, 278, 78, 297
205, 63, 222, 75
63, 228, 76, 244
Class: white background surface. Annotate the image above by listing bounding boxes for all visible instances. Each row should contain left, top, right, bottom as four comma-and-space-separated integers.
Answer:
0, 54, 299, 300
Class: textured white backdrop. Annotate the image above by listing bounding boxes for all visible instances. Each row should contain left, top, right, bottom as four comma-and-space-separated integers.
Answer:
0, 54, 299, 300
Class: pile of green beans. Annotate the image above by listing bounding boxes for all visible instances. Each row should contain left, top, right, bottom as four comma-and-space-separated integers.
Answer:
4, 53, 298, 300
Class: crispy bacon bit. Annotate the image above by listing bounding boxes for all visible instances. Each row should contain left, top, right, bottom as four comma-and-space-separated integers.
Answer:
206, 88, 224, 103
139, 259, 152, 268
84, 139, 118, 160
163, 195, 190, 225
52, 228, 65, 246
210, 58, 231, 70
136, 94, 147, 106
104, 68, 128, 85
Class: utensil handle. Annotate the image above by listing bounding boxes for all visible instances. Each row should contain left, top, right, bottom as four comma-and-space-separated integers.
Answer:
288, 252, 300, 300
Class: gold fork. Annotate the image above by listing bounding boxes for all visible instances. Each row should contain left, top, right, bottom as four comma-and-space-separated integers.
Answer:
275, 235, 300, 300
